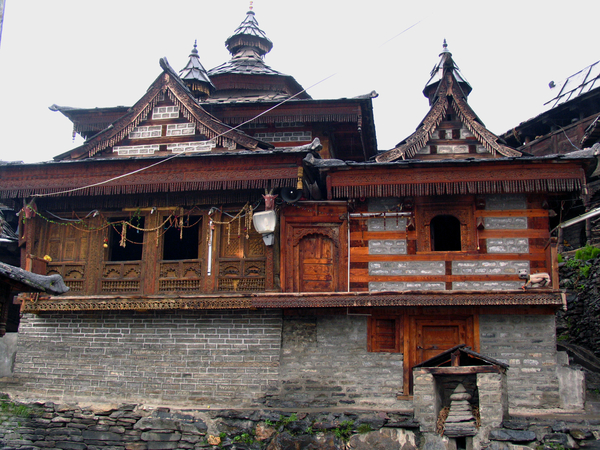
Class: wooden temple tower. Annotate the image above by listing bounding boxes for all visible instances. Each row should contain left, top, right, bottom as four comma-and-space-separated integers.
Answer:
0, 14, 592, 411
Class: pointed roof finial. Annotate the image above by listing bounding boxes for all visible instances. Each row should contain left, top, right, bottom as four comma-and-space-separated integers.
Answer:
225, 7, 273, 57
179, 40, 215, 100
249, 1, 253, 10
423, 39, 471, 102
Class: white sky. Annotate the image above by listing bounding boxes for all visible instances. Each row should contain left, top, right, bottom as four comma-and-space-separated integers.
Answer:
0, 0, 598, 163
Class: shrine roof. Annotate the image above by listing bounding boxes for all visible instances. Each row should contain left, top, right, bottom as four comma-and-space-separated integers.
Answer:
207, 8, 310, 101
208, 49, 284, 77
413, 344, 509, 369
53, 58, 271, 161
376, 42, 519, 163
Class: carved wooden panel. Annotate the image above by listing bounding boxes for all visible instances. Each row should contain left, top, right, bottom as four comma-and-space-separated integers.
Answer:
43, 222, 90, 262
297, 233, 336, 292
216, 220, 266, 292
283, 220, 348, 293
46, 263, 86, 294
101, 262, 142, 293
158, 261, 203, 293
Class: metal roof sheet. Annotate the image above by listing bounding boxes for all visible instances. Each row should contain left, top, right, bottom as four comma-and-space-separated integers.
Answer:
546, 60, 600, 108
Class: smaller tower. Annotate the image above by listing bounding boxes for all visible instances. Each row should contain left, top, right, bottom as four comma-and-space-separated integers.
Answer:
423, 39, 472, 105
179, 40, 215, 100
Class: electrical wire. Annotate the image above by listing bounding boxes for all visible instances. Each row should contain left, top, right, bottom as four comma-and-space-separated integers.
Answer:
29, 20, 422, 199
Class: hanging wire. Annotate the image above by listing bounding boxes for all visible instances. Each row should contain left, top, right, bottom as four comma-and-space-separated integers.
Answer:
28, 20, 422, 199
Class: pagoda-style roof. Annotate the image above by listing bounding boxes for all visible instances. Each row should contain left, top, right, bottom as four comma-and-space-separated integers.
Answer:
49, 105, 130, 140
207, 9, 310, 102
179, 40, 216, 99
377, 42, 520, 162
225, 9, 273, 56
54, 58, 270, 161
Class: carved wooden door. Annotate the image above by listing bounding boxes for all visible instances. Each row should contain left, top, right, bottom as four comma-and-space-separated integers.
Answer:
298, 233, 335, 292
281, 203, 348, 293
415, 318, 468, 364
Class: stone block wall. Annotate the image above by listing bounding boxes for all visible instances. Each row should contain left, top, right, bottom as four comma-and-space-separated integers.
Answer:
479, 314, 560, 409
11, 310, 282, 407
7, 310, 407, 409
273, 315, 405, 409
476, 372, 507, 428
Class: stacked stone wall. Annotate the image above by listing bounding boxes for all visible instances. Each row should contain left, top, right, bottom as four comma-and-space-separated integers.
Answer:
479, 314, 560, 409
11, 310, 282, 407
271, 315, 405, 409
0, 401, 598, 450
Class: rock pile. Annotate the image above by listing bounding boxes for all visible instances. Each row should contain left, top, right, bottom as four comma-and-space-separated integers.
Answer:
443, 383, 477, 437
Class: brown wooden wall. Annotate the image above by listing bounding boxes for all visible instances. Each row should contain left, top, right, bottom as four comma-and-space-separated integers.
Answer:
349, 195, 555, 292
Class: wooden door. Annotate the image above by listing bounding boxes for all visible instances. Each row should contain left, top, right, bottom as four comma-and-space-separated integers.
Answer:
281, 203, 348, 293
415, 318, 468, 364
404, 315, 475, 394
298, 234, 335, 292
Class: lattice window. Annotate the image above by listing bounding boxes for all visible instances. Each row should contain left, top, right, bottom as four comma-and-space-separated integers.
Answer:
113, 145, 159, 156
128, 125, 162, 139
152, 106, 180, 119
166, 123, 195, 136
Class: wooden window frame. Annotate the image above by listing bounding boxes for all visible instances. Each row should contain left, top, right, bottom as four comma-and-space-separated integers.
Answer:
368, 315, 403, 353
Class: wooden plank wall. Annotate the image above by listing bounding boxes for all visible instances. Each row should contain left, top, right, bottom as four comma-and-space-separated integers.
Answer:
349, 196, 552, 292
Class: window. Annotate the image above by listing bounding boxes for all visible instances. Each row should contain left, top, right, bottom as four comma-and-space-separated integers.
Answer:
162, 216, 201, 261
108, 217, 145, 261
430, 215, 461, 251
368, 316, 402, 352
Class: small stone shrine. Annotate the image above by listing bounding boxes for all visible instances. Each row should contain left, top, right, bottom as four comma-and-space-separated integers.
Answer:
444, 383, 477, 437
413, 344, 509, 440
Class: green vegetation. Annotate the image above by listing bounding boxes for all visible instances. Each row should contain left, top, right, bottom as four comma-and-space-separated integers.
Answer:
357, 423, 374, 434
562, 245, 600, 289
574, 244, 600, 261
232, 432, 256, 445
333, 420, 354, 442
0, 396, 42, 425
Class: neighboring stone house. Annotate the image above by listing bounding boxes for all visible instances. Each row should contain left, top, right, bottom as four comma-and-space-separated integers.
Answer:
0, 11, 591, 417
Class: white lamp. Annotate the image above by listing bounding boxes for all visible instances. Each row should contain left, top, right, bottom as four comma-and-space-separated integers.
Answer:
252, 210, 277, 246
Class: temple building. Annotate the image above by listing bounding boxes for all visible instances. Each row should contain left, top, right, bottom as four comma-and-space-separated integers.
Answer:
0, 9, 592, 423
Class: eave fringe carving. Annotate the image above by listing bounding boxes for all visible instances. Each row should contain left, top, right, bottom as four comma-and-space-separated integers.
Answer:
72, 70, 261, 160
331, 178, 583, 199
1, 177, 297, 199
19, 291, 564, 312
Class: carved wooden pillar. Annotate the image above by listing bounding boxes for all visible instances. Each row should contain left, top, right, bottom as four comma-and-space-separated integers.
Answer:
142, 212, 160, 295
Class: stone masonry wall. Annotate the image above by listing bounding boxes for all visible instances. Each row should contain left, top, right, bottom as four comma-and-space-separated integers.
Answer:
7, 311, 407, 410
10, 310, 282, 407
272, 315, 406, 409
479, 314, 560, 409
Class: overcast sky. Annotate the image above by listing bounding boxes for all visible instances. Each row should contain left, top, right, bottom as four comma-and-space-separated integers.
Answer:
0, 0, 597, 163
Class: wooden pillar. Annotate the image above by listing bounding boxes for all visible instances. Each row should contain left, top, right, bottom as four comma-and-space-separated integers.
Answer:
0, 283, 12, 337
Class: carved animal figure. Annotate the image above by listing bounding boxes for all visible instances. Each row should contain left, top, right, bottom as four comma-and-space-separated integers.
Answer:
521, 272, 551, 289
